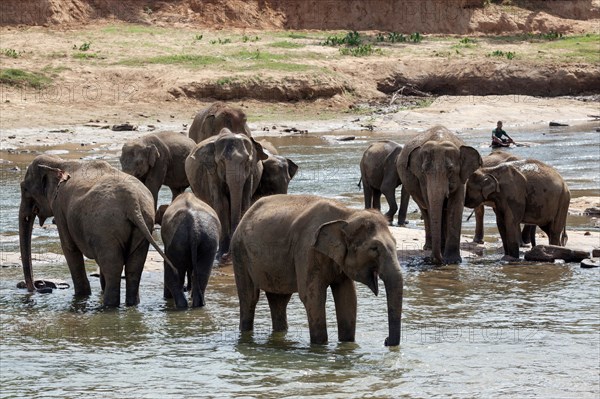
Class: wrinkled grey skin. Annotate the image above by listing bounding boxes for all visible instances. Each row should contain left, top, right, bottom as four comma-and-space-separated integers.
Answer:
188, 102, 252, 143
231, 194, 403, 346
360, 140, 410, 225
397, 126, 482, 264
465, 159, 570, 260
185, 128, 267, 258
120, 131, 196, 209
252, 140, 298, 201
158, 193, 221, 308
471, 150, 535, 245
19, 155, 172, 307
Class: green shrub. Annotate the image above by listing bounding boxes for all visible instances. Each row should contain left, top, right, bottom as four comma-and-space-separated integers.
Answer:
1, 48, 20, 58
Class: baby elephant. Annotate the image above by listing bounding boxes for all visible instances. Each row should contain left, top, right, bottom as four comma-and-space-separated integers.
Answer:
465, 159, 570, 260
159, 193, 221, 308
231, 194, 403, 346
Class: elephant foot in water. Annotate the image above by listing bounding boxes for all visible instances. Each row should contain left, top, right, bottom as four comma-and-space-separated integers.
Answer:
218, 252, 232, 265
501, 254, 520, 262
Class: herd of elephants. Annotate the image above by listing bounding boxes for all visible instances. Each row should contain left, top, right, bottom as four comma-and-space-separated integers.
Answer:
18, 101, 570, 346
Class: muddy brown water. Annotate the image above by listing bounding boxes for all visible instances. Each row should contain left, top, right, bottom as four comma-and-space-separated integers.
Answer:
0, 124, 598, 398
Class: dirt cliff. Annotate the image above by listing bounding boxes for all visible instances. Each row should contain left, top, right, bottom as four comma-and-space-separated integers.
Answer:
1, 0, 598, 34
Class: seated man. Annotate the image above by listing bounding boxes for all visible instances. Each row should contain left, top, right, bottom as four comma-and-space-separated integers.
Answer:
491, 121, 514, 147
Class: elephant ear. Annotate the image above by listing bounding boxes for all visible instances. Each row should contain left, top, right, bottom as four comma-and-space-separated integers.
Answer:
481, 173, 499, 200
459, 146, 482, 183
251, 138, 269, 161
147, 144, 160, 168
287, 158, 298, 179
38, 164, 71, 201
313, 220, 348, 267
204, 114, 216, 136
406, 146, 422, 176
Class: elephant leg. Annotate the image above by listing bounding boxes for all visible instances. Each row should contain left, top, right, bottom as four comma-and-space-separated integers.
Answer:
397, 185, 409, 225
473, 205, 485, 244
192, 248, 215, 308
363, 183, 373, 208
164, 263, 188, 309
521, 224, 535, 246
421, 208, 432, 250
170, 187, 186, 202
123, 241, 150, 306
541, 223, 562, 246
63, 249, 91, 297
382, 188, 398, 225
497, 213, 520, 260
372, 189, 382, 211
265, 292, 292, 332
331, 277, 357, 342
300, 284, 328, 345
443, 192, 463, 264
235, 267, 260, 331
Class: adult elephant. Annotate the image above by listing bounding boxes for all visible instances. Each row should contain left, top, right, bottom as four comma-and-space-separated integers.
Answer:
188, 101, 251, 143
252, 139, 298, 201
471, 150, 535, 245
397, 126, 481, 264
465, 158, 570, 260
120, 131, 196, 208
19, 154, 172, 306
185, 128, 267, 259
360, 140, 410, 225
231, 194, 403, 346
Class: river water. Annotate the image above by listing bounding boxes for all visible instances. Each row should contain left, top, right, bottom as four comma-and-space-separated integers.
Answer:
0, 124, 598, 398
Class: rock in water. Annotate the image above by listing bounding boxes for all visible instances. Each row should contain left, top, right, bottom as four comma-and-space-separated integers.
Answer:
524, 245, 589, 262
580, 258, 600, 268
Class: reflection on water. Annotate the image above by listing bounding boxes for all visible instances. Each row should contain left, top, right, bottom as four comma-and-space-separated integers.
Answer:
0, 124, 599, 398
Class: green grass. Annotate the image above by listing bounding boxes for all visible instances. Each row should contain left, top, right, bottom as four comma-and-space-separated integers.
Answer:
537, 34, 600, 63
119, 54, 223, 67
73, 52, 101, 60
101, 24, 168, 35
270, 41, 305, 49
1, 48, 20, 58
0, 68, 52, 88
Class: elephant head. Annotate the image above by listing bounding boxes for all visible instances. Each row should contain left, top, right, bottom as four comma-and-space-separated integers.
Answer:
19, 155, 71, 291
212, 129, 267, 230
407, 140, 481, 263
254, 154, 298, 199
189, 102, 253, 144
119, 140, 160, 182
206, 103, 251, 136
313, 210, 403, 346
465, 170, 499, 209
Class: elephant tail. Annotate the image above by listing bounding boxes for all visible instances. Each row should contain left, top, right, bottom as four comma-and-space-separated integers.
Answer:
129, 206, 177, 274
357, 176, 362, 189
561, 225, 568, 247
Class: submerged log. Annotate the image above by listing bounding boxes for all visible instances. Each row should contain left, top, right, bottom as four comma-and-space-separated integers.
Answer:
524, 245, 589, 262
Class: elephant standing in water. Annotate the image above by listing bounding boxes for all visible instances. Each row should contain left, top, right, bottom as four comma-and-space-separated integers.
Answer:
185, 129, 267, 259
465, 158, 570, 260
470, 150, 535, 245
360, 140, 410, 225
158, 193, 221, 308
188, 102, 251, 143
252, 139, 298, 200
120, 131, 196, 208
231, 194, 403, 346
19, 155, 172, 306
397, 126, 481, 264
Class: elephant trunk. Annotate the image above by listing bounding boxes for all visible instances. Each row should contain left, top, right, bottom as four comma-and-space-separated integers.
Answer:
226, 163, 245, 235
381, 259, 403, 347
18, 198, 36, 292
426, 175, 448, 264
